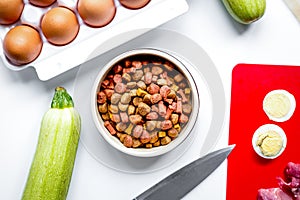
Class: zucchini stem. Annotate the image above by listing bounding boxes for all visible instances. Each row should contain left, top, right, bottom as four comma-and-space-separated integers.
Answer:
51, 87, 74, 109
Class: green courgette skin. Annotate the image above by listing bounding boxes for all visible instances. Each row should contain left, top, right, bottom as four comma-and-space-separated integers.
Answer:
22, 87, 81, 200
222, 0, 266, 24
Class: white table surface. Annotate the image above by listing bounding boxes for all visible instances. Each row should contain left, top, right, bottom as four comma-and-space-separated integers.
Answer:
2, 0, 300, 199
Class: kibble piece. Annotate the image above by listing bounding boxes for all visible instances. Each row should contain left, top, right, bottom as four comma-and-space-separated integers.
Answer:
153, 140, 160, 147
137, 80, 147, 90
132, 70, 144, 81
146, 121, 157, 131
138, 102, 151, 116
158, 101, 167, 117
104, 121, 116, 135
132, 97, 143, 106
150, 132, 159, 143
145, 143, 153, 148
171, 113, 179, 125
157, 78, 167, 86
167, 89, 177, 99
168, 128, 179, 138
129, 115, 143, 124
174, 124, 181, 132
118, 133, 127, 143
151, 93, 162, 104
132, 125, 143, 138
113, 64, 123, 73
160, 85, 171, 99
175, 99, 183, 114
178, 89, 188, 103
132, 138, 142, 148
163, 62, 174, 71
171, 84, 179, 92
140, 130, 151, 144
151, 105, 159, 112
132, 61, 142, 69
126, 82, 137, 89
104, 89, 114, 100
161, 120, 172, 130
185, 88, 191, 95
118, 102, 129, 112
121, 93, 131, 104
101, 113, 110, 121
109, 104, 119, 113
152, 66, 163, 75
146, 112, 159, 120
97, 91, 107, 104
136, 88, 148, 97
158, 131, 166, 137
111, 93, 122, 104
174, 73, 184, 82
127, 105, 136, 115
144, 71, 153, 85
110, 114, 120, 123
123, 135, 133, 148
124, 123, 134, 135
122, 73, 131, 82
143, 94, 152, 105
147, 83, 160, 95
115, 82, 127, 93
98, 102, 108, 113
130, 89, 137, 97
152, 75, 158, 82
179, 113, 189, 123
161, 136, 172, 145
116, 122, 127, 132
113, 74, 122, 83
182, 103, 192, 114
120, 112, 129, 123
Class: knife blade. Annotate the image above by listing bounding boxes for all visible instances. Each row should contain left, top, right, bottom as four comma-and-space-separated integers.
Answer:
283, 0, 300, 22
133, 145, 235, 200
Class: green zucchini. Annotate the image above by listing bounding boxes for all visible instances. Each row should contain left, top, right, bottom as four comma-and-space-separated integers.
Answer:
222, 0, 266, 24
22, 87, 81, 200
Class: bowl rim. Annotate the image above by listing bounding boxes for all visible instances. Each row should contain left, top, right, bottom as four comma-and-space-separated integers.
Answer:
91, 48, 200, 157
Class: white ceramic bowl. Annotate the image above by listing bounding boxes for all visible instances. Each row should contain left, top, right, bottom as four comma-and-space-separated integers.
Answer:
91, 48, 200, 157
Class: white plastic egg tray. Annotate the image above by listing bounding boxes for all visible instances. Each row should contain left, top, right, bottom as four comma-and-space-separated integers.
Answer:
0, 0, 188, 81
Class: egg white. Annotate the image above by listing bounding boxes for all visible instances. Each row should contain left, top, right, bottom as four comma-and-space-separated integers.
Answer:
262, 89, 296, 122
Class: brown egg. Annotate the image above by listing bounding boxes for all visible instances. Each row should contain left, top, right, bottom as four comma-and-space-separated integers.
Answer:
41, 7, 79, 46
77, 0, 116, 27
0, 0, 24, 25
3, 25, 43, 66
119, 0, 151, 9
29, 0, 56, 7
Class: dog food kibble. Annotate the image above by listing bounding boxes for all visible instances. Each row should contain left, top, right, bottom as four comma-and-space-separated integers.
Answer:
96, 54, 193, 148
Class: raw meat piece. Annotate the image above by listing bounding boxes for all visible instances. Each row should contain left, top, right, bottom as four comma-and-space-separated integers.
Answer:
257, 162, 300, 200
277, 162, 300, 199
257, 188, 292, 200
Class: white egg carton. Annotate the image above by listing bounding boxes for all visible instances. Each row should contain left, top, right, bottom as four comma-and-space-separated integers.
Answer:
0, 0, 188, 81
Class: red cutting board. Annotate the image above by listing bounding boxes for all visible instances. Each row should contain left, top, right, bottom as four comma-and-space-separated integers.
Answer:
227, 64, 300, 200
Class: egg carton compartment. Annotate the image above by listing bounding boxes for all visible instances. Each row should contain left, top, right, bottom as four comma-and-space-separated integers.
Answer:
0, 0, 188, 81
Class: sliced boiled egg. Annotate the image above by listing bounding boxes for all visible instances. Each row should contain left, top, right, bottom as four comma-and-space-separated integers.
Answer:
263, 89, 296, 122
252, 124, 287, 159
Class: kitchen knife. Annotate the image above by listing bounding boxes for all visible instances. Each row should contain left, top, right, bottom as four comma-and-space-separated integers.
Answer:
133, 145, 235, 200
283, 0, 300, 22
